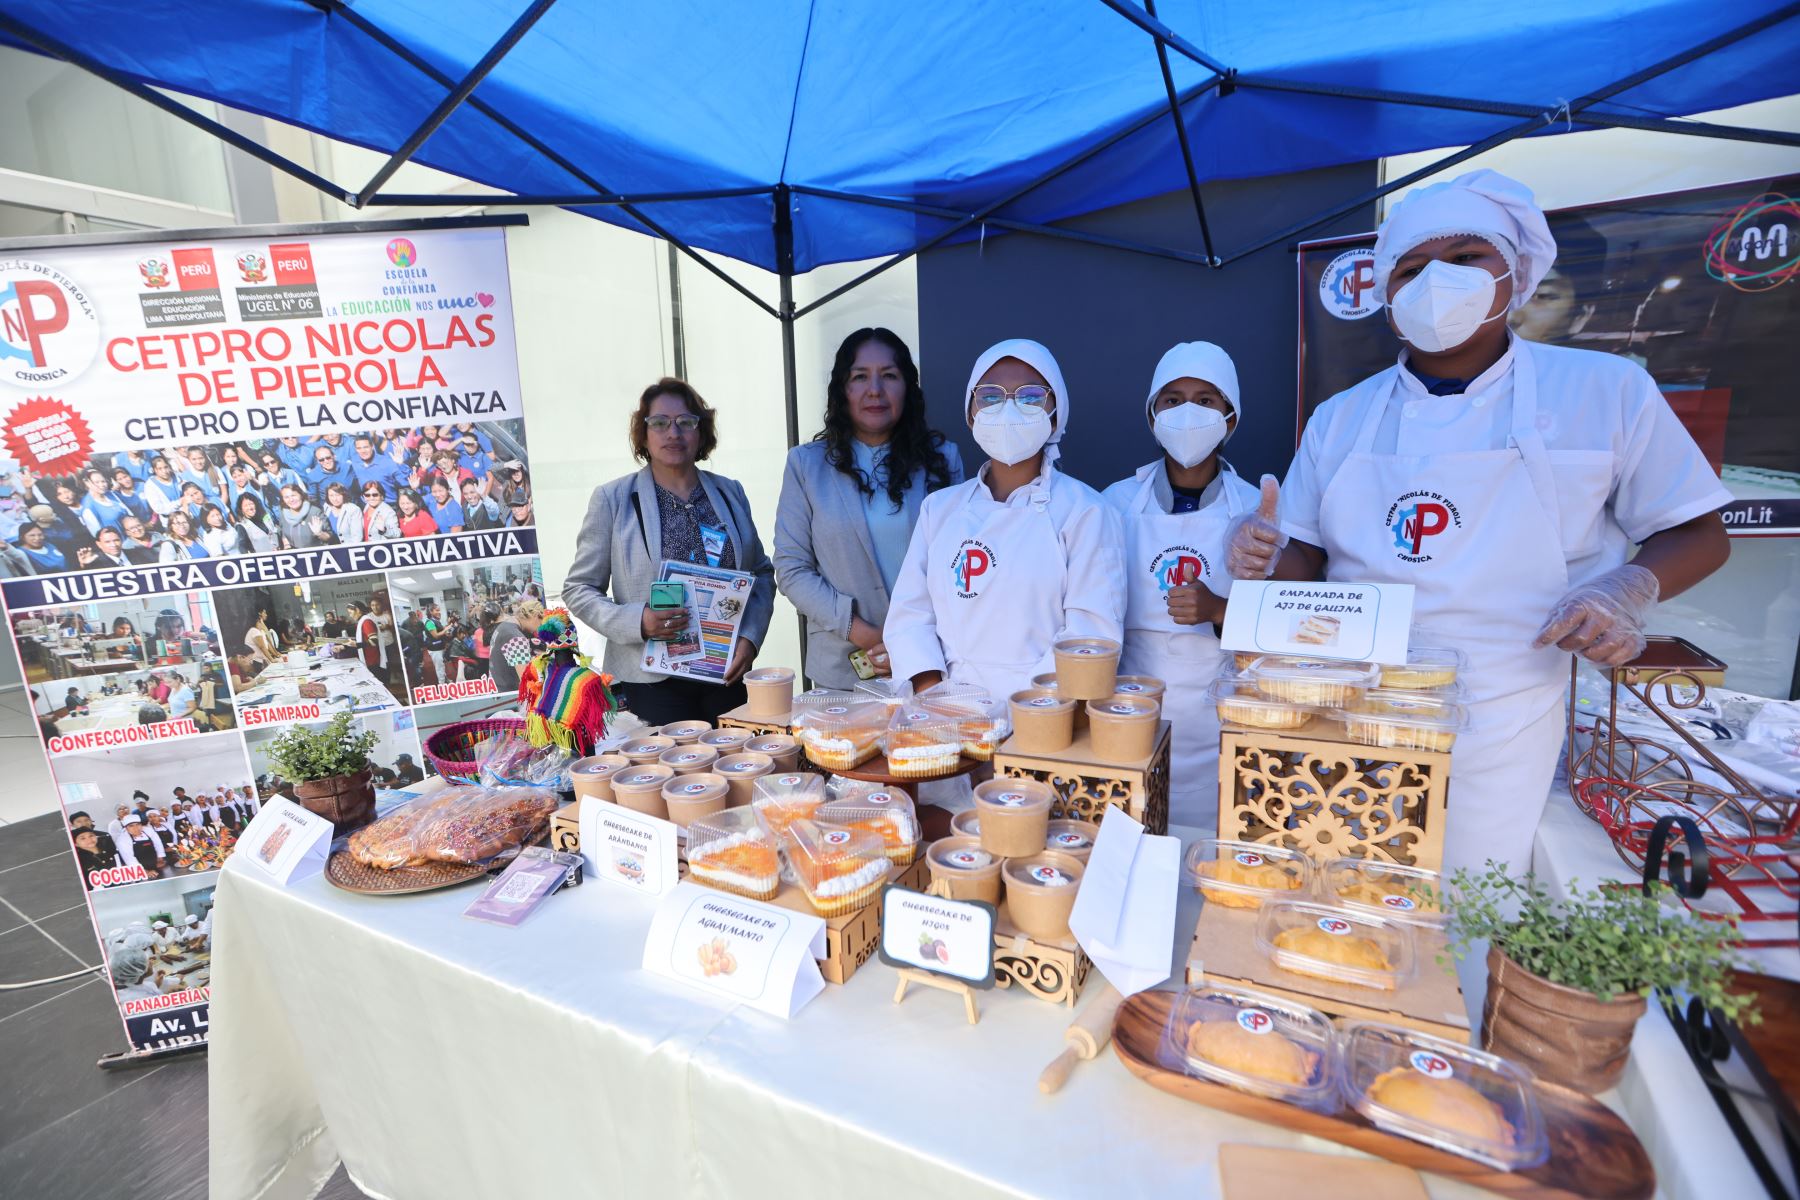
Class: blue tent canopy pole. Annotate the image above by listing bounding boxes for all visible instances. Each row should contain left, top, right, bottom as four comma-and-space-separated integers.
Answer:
1142, 0, 1219, 266
351, 0, 560, 205
1220, 0, 1800, 265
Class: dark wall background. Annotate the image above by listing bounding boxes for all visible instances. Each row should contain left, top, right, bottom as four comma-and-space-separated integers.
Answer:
916, 161, 1380, 491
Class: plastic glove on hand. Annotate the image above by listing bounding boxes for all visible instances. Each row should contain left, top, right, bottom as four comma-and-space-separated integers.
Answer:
1531, 563, 1660, 667
1225, 475, 1289, 579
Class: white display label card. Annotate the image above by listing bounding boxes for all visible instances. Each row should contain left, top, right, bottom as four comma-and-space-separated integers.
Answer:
580, 802, 679, 897
1220, 579, 1414, 665
231, 798, 331, 886
643, 883, 826, 1018
877, 886, 996, 987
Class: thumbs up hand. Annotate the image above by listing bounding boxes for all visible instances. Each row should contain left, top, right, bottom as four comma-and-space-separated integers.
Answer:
1225, 475, 1290, 579
1164, 559, 1210, 626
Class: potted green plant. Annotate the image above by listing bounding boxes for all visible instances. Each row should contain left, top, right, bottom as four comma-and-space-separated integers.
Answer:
266, 713, 381, 832
1440, 863, 1754, 1094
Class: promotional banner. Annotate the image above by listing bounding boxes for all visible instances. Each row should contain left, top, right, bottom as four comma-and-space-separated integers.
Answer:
0, 219, 542, 1055
1298, 172, 1800, 535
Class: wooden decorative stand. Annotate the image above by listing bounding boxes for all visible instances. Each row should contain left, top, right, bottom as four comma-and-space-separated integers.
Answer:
994, 721, 1171, 836
991, 903, 1092, 1007
716, 702, 794, 739
893, 968, 980, 1024
1217, 721, 1450, 871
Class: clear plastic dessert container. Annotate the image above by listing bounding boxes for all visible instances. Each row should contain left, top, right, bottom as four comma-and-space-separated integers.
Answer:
1340, 1020, 1548, 1171
619, 735, 677, 764
685, 807, 782, 901
1320, 857, 1448, 927
971, 777, 1054, 857
817, 790, 920, 865
882, 707, 965, 780
1208, 676, 1315, 731
1333, 689, 1468, 752
1002, 852, 1084, 941
1186, 839, 1311, 909
1376, 644, 1466, 692
749, 771, 828, 843
793, 699, 888, 771
1043, 818, 1100, 863
1248, 656, 1380, 707
1256, 901, 1415, 992
918, 688, 1011, 761
658, 744, 720, 775
855, 677, 912, 714
1009, 687, 1076, 754
785, 818, 891, 917
1159, 984, 1340, 1111
925, 836, 1002, 904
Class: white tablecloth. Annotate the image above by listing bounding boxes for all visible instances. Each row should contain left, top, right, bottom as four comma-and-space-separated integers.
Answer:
208, 809, 1747, 1200
233, 654, 399, 716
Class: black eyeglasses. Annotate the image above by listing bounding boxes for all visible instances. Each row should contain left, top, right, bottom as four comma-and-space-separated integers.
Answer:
645, 414, 700, 433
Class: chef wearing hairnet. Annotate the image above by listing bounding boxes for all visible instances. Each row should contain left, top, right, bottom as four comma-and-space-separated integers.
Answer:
1103, 342, 1259, 829
885, 339, 1125, 706
1227, 170, 1730, 875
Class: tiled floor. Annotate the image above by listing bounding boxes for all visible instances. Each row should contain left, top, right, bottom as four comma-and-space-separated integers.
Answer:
0, 686, 58, 828
0, 810, 369, 1198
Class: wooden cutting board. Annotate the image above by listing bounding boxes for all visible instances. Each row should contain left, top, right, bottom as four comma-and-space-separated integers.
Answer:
1220, 1144, 1429, 1200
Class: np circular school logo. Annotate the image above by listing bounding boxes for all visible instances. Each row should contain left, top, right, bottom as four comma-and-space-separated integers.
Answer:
1026, 696, 1058, 707
1381, 894, 1418, 911
868, 792, 892, 804
1384, 489, 1463, 562
991, 791, 1027, 807
1318, 248, 1381, 320
0, 261, 99, 388
823, 829, 851, 845
681, 782, 707, 794
1233, 851, 1264, 867
1235, 1008, 1274, 1035
1409, 1049, 1454, 1079
777, 774, 802, 786
1317, 916, 1353, 936
1030, 865, 1070, 885
1150, 545, 1207, 592
947, 850, 982, 867
824, 705, 848, 715
949, 538, 995, 598
1052, 832, 1090, 848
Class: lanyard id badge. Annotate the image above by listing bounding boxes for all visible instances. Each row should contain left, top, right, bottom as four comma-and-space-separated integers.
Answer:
698, 521, 726, 568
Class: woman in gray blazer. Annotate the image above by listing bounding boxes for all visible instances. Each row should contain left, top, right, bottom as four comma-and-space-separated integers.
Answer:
562, 378, 776, 724
774, 328, 962, 691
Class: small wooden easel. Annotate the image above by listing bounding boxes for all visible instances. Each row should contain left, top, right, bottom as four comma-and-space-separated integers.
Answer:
891, 880, 980, 1024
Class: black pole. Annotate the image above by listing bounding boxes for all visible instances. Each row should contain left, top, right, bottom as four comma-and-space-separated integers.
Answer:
1144, 0, 1218, 265
773, 185, 800, 450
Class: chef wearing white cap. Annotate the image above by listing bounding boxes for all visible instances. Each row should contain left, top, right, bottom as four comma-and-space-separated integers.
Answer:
886, 339, 1125, 706
1227, 169, 1730, 876
1103, 342, 1259, 829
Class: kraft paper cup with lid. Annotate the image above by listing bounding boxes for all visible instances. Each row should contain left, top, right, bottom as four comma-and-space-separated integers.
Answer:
745, 667, 796, 719
620, 735, 676, 765
1086, 695, 1160, 763
697, 728, 753, 755
661, 772, 729, 827
744, 734, 800, 770
661, 719, 713, 744
1004, 852, 1085, 941
972, 778, 1054, 857
1053, 636, 1121, 700
570, 753, 630, 803
926, 836, 1002, 905
950, 809, 981, 840
1112, 675, 1166, 702
714, 751, 774, 806
1009, 688, 1075, 754
659, 744, 720, 776
1044, 818, 1101, 863
611, 764, 675, 819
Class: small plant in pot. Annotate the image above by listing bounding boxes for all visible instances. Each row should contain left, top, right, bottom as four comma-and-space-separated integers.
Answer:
266, 713, 381, 832
1440, 863, 1755, 1095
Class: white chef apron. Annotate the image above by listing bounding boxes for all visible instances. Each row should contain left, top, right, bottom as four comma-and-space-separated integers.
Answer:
1117, 461, 1247, 832
1317, 343, 1586, 877
918, 478, 1069, 812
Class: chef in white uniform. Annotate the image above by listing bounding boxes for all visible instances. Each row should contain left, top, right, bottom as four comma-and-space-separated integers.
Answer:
1227, 169, 1731, 877
1102, 342, 1259, 831
886, 338, 1125, 708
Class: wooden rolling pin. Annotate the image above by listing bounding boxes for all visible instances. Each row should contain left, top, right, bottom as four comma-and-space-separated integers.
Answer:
1038, 983, 1124, 1093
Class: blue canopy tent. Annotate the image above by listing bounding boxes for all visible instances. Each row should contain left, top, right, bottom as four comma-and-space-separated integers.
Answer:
3, 0, 1797, 442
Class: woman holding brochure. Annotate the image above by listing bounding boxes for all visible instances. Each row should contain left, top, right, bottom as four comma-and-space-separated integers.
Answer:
562, 378, 776, 724
1226, 170, 1731, 875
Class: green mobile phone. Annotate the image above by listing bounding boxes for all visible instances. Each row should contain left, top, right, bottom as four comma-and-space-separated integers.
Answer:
648, 581, 686, 609
849, 649, 877, 680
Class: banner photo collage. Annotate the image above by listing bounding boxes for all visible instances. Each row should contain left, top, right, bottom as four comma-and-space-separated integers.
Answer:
0, 221, 541, 1053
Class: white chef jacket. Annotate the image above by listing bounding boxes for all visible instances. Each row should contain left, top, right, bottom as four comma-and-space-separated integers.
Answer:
884, 462, 1126, 686
1280, 337, 1732, 586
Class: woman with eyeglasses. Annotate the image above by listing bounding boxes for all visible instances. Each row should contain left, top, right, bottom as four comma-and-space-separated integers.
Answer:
1101, 342, 1259, 829
563, 377, 776, 724
361, 482, 401, 540
885, 339, 1125, 706
774, 328, 963, 690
